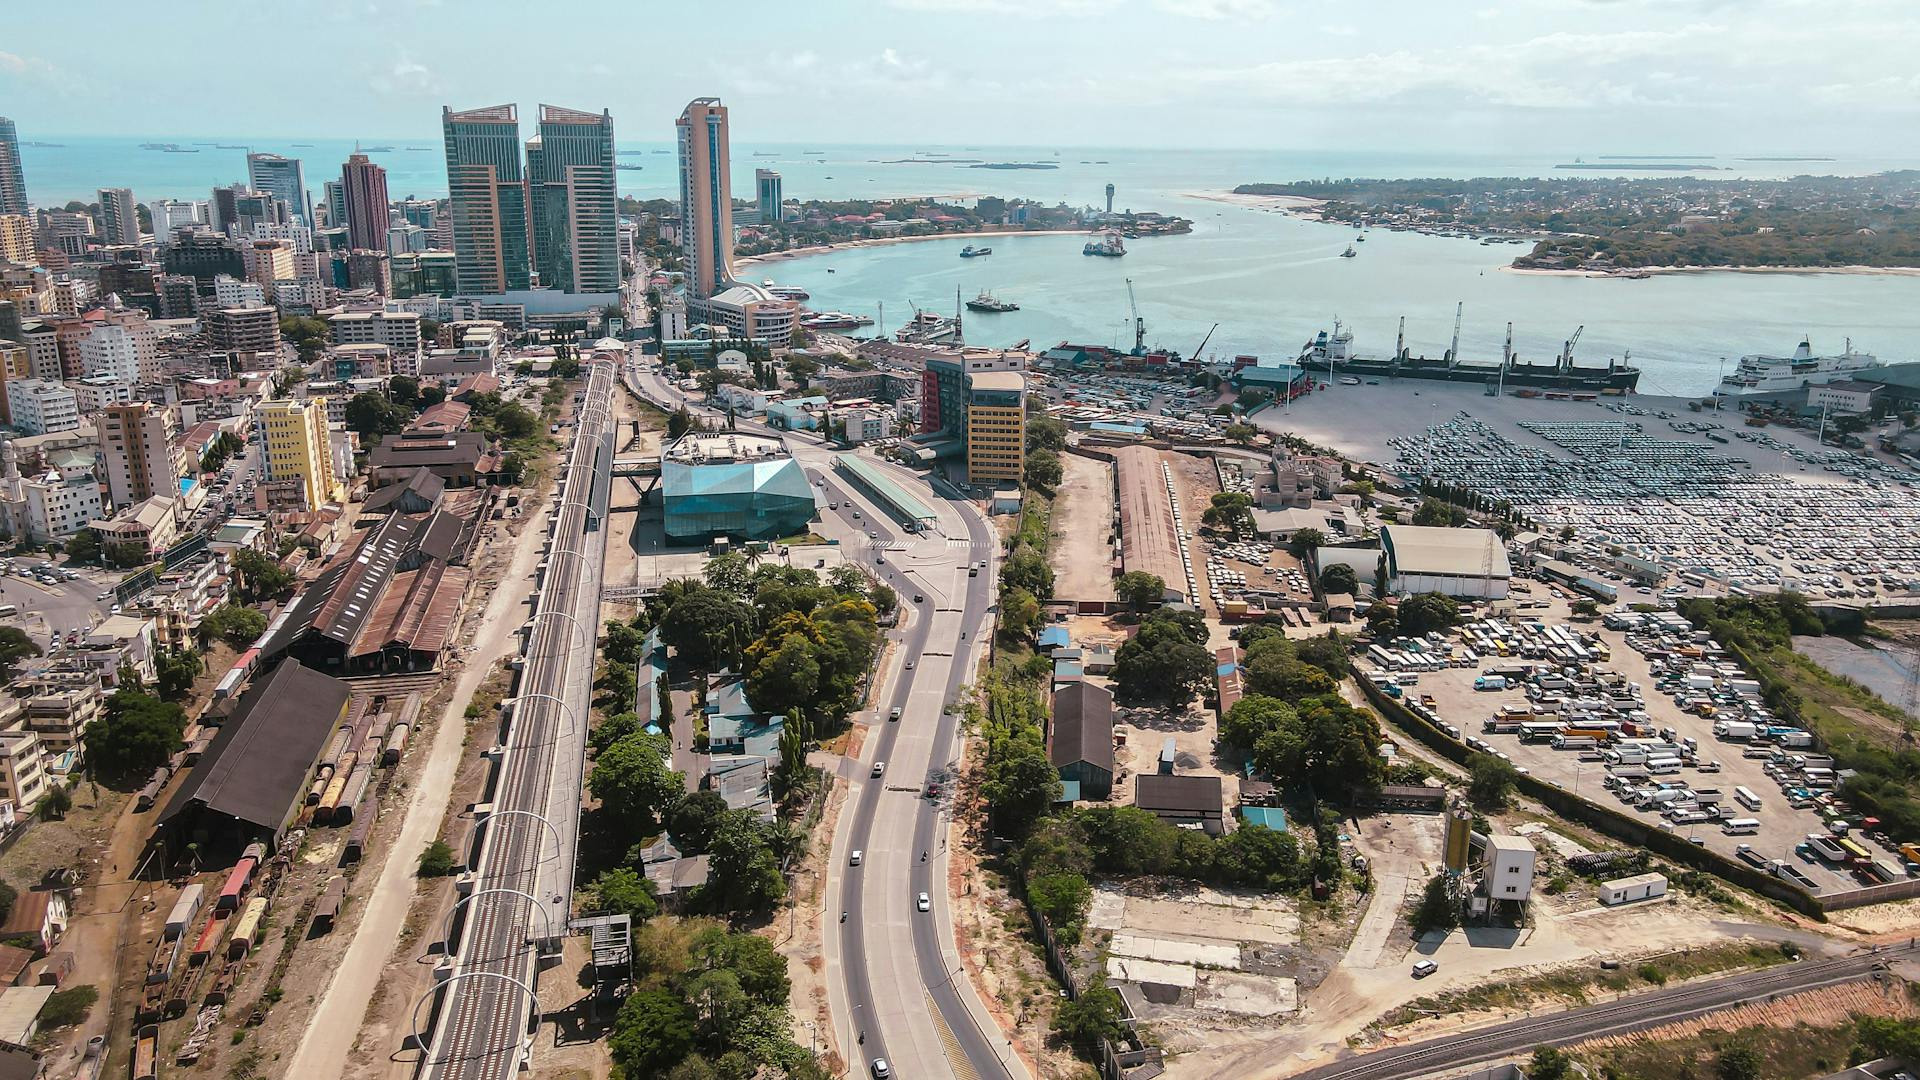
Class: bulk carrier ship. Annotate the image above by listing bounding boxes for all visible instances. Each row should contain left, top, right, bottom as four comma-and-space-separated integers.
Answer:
1296, 309, 1641, 394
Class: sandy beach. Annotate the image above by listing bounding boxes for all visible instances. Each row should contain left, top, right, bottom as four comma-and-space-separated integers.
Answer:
734, 227, 1087, 268
1181, 190, 1327, 215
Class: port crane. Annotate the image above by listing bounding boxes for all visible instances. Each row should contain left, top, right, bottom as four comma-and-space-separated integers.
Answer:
1558, 325, 1584, 371
1125, 278, 1146, 355
1191, 323, 1219, 362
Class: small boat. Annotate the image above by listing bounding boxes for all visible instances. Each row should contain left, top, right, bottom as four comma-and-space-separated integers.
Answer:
1338, 376, 1362, 386
966, 290, 1018, 313
959, 245, 991, 258
1356, 235, 1366, 242
1340, 245, 1357, 258
1083, 230, 1126, 257
826, 268, 836, 274
762, 278, 776, 287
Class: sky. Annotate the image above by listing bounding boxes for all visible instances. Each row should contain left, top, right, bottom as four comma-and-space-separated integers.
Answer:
4, 0, 1919, 154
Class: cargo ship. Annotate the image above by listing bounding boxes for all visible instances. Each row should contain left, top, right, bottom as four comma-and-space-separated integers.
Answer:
1296, 316, 1640, 393
966, 290, 1018, 312
959, 245, 991, 258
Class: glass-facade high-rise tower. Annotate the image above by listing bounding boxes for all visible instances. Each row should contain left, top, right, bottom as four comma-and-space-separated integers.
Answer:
0, 118, 27, 215
442, 104, 530, 295
676, 98, 734, 300
755, 169, 783, 226
527, 105, 619, 294
246, 153, 312, 226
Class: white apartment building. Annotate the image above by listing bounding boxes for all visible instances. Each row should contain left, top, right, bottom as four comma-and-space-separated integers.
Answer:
241, 240, 297, 297
1, 467, 105, 542
328, 310, 423, 355
18, 327, 61, 381
79, 323, 141, 383
213, 274, 268, 309
5, 379, 80, 435
272, 280, 330, 309
101, 402, 180, 509
0, 725, 47, 814
149, 199, 208, 237
70, 377, 135, 414
248, 222, 314, 255
842, 407, 895, 444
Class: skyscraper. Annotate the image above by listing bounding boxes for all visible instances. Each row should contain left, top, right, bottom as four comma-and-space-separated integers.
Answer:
756, 169, 783, 226
246, 153, 312, 226
97, 188, 139, 245
340, 153, 391, 252
442, 104, 530, 294
322, 180, 347, 229
527, 105, 619, 294
0, 118, 25, 216
676, 98, 734, 300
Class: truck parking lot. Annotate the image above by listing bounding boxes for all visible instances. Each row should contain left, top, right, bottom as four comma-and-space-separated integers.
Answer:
1365, 608, 1910, 897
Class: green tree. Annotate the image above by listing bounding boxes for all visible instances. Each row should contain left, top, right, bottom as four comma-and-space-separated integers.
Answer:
1000, 550, 1054, 600
417, 839, 456, 877
343, 392, 411, 441
999, 586, 1042, 640
1528, 1046, 1572, 1080
63, 530, 102, 565
590, 733, 685, 836
659, 588, 754, 672
1112, 613, 1213, 707
1244, 654, 1338, 701
1202, 493, 1256, 536
1114, 571, 1166, 612
37, 985, 97, 1028
38, 783, 72, 820
1717, 1043, 1762, 1080
388, 375, 421, 407
590, 711, 646, 756
1223, 422, 1257, 445
1026, 411, 1068, 453
701, 552, 752, 597
230, 549, 294, 603
667, 406, 697, 440
1319, 563, 1358, 596
1395, 592, 1459, 637
1051, 982, 1128, 1057
84, 688, 188, 782
1412, 871, 1459, 934
667, 789, 730, 854
1220, 695, 1299, 754
610, 989, 697, 1078
1023, 448, 1063, 493
201, 603, 268, 647
981, 742, 1060, 837
1468, 755, 1518, 808
589, 868, 661, 922
1027, 871, 1092, 945
1287, 527, 1326, 560
699, 809, 786, 915
154, 648, 202, 702
0, 627, 41, 683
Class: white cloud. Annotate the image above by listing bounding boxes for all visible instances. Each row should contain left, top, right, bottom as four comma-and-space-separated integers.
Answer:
0, 50, 55, 77
1153, 0, 1279, 18
369, 53, 440, 98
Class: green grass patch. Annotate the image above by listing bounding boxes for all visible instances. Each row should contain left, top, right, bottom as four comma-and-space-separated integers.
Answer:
1766, 646, 1911, 745
771, 532, 829, 546
1376, 941, 1798, 1029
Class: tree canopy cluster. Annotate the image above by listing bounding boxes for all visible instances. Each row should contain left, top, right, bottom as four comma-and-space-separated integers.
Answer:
1217, 627, 1385, 799
608, 918, 822, 1080
1111, 608, 1213, 708
85, 685, 188, 783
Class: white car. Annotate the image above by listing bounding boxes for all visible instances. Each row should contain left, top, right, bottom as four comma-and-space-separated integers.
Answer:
849, 850, 863, 866
871, 762, 885, 778
916, 892, 931, 912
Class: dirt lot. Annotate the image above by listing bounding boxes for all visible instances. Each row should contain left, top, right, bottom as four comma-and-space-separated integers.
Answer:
1397, 618, 1858, 894
1049, 452, 1116, 603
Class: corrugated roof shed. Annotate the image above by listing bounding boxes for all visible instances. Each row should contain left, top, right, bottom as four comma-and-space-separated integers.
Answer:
155, 661, 351, 841
1382, 524, 1512, 578
1049, 681, 1115, 774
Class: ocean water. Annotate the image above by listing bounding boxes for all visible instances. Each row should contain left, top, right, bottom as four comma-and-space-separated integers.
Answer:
17, 136, 1920, 393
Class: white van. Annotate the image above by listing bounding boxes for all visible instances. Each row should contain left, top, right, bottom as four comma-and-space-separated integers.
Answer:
1733, 786, 1762, 811
1721, 818, 1761, 835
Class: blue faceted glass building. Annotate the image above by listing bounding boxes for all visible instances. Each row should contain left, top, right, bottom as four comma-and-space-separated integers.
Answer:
660, 433, 816, 543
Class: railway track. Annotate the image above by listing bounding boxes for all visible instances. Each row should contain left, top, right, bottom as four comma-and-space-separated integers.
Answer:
1293, 945, 1914, 1080
418, 360, 618, 1080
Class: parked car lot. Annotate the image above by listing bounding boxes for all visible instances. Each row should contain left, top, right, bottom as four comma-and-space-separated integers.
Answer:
1366, 611, 1900, 895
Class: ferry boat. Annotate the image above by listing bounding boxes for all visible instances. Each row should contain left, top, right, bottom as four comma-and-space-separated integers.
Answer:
802, 312, 872, 330
1296, 319, 1641, 393
1711, 338, 1881, 399
1083, 231, 1126, 257
966, 290, 1019, 313
896, 310, 963, 344
959, 245, 991, 258
767, 284, 810, 301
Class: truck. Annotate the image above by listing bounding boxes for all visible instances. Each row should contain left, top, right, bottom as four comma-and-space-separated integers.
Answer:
1608, 764, 1651, 781
1771, 861, 1820, 889
1482, 717, 1524, 735
1553, 735, 1598, 751
1474, 675, 1509, 692
1604, 747, 1648, 766
1806, 834, 1849, 863
1735, 843, 1771, 868
1713, 720, 1758, 741
1692, 788, 1725, 806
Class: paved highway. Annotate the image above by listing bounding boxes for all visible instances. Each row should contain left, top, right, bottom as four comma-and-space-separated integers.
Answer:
418, 358, 618, 1080
623, 354, 1022, 1079
1293, 944, 1917, 1080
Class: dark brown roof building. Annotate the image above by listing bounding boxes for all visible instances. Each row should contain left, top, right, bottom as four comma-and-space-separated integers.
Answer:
1134, 774, 1225, 834
1048, 681, 1115, 800
367, 431, 496, 489
154, 661, 352, 853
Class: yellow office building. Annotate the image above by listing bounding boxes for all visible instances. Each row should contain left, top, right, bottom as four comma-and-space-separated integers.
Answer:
964, 370, 1026, 483
258, 398, 341, 510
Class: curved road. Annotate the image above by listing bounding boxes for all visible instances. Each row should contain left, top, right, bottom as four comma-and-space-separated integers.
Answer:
624, 355, 1018, 1079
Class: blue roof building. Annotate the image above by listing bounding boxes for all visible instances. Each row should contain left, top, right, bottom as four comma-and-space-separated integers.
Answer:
1037, 626, 1072, 653
661, 431, 816, 543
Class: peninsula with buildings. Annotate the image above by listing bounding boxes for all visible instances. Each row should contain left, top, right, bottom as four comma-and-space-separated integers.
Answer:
1234, 171, 1920, 273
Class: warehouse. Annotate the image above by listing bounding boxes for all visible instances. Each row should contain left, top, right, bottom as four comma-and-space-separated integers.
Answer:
153, 661, 353, 855
1379, 524, 1511, 600
1114, 446, 1189, 603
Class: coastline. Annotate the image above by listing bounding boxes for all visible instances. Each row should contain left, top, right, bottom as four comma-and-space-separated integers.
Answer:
1500, 263, 1920, 279
1182, 190, 1328, 215
735, 227, 1087, 268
